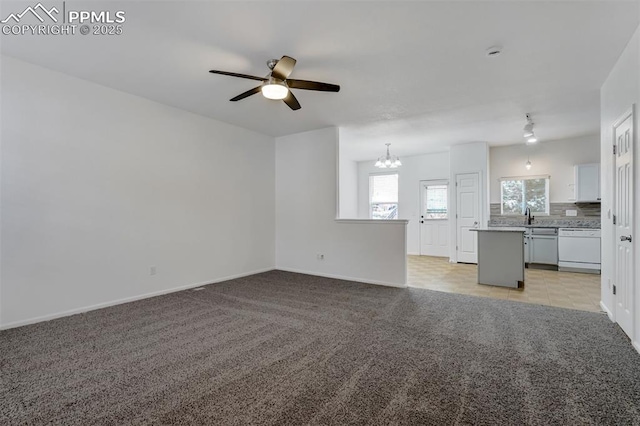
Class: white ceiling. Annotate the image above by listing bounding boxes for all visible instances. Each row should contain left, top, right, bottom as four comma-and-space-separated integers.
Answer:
1, 1, 639, 160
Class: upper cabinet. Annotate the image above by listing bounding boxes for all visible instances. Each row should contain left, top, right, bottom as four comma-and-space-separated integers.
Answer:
574, 163, 601, 202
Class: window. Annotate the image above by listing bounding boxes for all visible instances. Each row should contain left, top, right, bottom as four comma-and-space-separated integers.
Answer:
369, 173, 398, 219
423, 184, 448, 219
500, 176, 549, 215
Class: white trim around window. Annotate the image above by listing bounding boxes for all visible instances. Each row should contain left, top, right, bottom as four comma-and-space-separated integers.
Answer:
369, 172, 399, 220
500, 175, 550, 216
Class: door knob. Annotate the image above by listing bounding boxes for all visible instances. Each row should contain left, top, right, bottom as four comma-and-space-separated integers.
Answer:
620, 235, 632, 242
420, 220, 424, 224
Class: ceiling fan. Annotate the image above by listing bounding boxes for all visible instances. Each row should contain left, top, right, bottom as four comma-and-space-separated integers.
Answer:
209, 55, 340, 111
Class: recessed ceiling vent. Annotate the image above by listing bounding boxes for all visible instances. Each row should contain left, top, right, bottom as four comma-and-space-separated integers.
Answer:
486, 46, 503, 57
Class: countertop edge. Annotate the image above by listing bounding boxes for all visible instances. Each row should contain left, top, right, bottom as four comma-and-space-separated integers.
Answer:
471, 227, 527, 232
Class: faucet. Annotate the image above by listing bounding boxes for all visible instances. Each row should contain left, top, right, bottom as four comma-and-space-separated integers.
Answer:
524, 207, 534, 225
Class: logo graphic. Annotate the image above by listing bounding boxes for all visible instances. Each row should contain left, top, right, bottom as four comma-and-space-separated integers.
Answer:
1, 3, 59, 24
2, 2, 126, 36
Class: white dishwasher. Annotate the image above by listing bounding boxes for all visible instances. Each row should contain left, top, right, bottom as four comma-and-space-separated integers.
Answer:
558, 228, 601, 273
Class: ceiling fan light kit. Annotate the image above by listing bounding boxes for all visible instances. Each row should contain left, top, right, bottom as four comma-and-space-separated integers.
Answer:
261, 79, 289, 100
375, 143, 402, 169
209, 55, 340, 110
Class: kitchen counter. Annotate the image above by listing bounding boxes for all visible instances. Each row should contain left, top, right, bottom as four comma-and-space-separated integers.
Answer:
472, 227, 526, 232
471, 228, 525, 288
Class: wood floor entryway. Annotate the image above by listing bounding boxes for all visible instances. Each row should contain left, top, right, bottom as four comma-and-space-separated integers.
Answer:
408, 255, 602, 313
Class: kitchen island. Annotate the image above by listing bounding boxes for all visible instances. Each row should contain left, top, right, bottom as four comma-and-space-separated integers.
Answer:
471, 227, 526, 288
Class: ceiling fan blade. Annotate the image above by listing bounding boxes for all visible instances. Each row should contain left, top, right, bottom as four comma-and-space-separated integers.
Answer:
271, 56, 297, 81
209, 70, 267, 82
283, 91, 301, 111
286, 79, 340, 92
230, 86, 262, 102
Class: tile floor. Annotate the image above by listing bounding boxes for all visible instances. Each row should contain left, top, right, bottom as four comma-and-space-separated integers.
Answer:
408, 255, 603, 313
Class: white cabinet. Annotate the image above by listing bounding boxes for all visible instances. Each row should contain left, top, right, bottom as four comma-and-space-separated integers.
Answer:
574, 163, 601, 202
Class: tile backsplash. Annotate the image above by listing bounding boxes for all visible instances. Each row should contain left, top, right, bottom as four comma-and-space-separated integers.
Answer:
490, 202, 600, 217
489, 202, 601, 228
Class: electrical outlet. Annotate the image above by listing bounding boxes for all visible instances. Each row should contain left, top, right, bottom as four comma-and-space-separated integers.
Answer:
317, 254, 324, 260
566, 209, 578, 217
150, 266, 157, 276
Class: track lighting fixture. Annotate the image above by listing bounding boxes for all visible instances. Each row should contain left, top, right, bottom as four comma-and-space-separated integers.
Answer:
523, 114, 538, 143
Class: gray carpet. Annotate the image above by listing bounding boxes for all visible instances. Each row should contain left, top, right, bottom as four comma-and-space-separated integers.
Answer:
1, 271, 640, 425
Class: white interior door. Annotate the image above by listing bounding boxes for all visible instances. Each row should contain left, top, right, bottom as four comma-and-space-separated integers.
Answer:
419, 181, 449, 257
456, 173, 480, 263
614, 108, 634, 338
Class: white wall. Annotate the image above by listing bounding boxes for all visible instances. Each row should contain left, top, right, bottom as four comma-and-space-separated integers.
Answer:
276, 127, 407, 286
1, 56, 276, 328
600, 24, 640, 352
357, 152, 450, 255
338, 157, 358, 218
337, 129, 359, 219
490, 134, 600, 203
449, 142, 489, 262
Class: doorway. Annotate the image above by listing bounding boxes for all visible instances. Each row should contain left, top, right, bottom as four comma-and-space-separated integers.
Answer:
419, 180, 449, 257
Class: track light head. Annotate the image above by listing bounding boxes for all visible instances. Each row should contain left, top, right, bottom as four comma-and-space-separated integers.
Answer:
523, 114, 537, 141
523, 122, 534, 138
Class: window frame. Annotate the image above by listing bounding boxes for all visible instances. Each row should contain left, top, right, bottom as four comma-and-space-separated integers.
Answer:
422, 180, 449, 221
369, 172, 399, 220
499, 175, 550, 216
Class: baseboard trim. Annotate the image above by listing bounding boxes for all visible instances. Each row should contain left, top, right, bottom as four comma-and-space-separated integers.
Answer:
275, 267, 407, 288
0, 267, 274, 330
599, 301, 614, 321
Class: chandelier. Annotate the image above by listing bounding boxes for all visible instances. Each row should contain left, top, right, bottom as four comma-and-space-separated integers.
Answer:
374, 143, 402, 169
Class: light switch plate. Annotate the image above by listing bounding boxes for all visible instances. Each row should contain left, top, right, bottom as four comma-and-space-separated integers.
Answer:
566, 209, 578, 217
